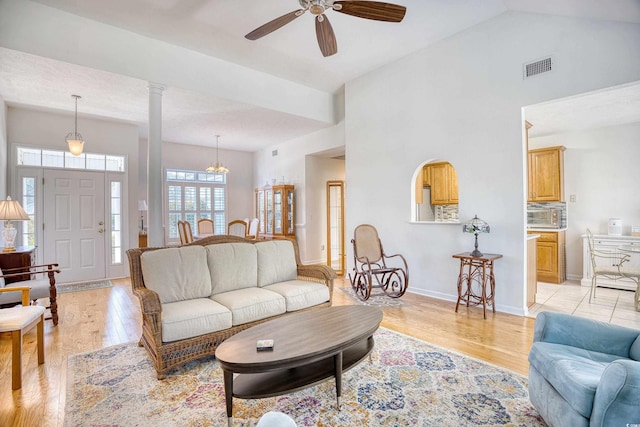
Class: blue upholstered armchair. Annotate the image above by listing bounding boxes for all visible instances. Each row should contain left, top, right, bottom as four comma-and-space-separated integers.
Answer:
528, 311, 640, 427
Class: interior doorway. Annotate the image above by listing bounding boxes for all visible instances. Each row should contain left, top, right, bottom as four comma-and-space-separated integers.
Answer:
326, 180, 345, 276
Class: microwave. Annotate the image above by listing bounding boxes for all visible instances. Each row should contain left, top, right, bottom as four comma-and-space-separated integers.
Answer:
527, 208, 561, 229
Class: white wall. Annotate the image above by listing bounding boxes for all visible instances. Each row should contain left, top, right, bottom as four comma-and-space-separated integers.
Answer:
344, 12, 640, 315
0, 98, 7, 199
530, 121, 640, 280
254, 123, 345, 261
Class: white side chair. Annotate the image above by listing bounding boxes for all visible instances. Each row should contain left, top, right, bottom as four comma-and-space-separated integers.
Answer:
586, 228, 638, 304
247, 218, 260, 240
0, 287, 45, 389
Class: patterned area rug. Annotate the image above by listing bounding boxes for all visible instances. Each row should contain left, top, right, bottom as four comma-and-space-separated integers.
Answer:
339, 287, 408, 307
57, 280, 113, 294
64, 328, 544, 427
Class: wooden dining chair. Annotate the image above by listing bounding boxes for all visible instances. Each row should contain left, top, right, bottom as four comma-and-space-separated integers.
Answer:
227, 219, 248, 237
0, 287, 45, 389
178, 221, 194, 245
197, 218, 214, 235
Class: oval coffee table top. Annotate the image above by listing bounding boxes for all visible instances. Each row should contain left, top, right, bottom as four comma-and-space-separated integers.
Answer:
215, 305, 383, 372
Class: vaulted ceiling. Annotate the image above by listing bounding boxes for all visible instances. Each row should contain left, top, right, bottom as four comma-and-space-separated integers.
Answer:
1, 0, 639, 151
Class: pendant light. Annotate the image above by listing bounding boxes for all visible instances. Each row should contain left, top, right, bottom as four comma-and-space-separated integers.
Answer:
66, 94, 85, 156
205, 135, 229, 174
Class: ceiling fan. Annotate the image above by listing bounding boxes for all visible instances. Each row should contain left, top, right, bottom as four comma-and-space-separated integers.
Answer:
245, 0, 407, 57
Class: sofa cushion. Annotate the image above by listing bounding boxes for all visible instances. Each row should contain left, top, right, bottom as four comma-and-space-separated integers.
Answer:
631, 335, 640, 361
206, 243, 258, 295
141, 246, 211, 304
528, 341, 627, 418
263, 280, 330, 312
161, 298, 232, 343
0, 279, 52, 305
211, 288, 286, 326
255, 240, 297, 287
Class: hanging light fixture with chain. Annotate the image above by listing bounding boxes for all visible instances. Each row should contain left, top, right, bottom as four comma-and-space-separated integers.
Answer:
205, 134, 229, 174
66, 94, 85, 156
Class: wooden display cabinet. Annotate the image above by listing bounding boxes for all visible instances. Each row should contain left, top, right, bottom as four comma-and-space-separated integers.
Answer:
255, 184, 295, 239
528, 146, 565, 202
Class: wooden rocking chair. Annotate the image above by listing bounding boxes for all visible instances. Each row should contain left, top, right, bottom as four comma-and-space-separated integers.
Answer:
349, 224, 408, 301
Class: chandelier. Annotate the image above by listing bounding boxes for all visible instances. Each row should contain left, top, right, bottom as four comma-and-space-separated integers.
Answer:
206, 135, 229, 174
66, 94, 85, 156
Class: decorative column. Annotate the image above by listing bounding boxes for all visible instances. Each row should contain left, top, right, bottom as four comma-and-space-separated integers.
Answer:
147, 83, 165, 247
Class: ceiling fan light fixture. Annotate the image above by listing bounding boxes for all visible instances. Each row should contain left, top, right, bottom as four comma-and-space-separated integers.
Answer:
310, 1, 325, 15
66, 94, 85, 156
246, 0, 406, 56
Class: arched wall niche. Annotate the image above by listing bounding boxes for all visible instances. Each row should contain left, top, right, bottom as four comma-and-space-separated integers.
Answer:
411, 159, 459, 223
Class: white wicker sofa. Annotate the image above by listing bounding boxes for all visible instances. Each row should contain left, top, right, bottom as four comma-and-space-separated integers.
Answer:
126, 235, 335, 379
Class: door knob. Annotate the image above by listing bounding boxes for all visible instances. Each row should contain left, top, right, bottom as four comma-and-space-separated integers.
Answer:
99, 221, 104, 226
98, 229, 104, 233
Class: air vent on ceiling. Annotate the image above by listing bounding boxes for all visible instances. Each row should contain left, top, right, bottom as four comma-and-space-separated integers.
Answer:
272, 149, 278, 157
523, 56, 553, 79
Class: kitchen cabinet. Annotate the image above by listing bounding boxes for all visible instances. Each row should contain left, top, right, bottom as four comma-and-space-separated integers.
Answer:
527, 234, 539, 307
255, 184, 295, 239
528, 231, 565, 284
528, 146, 565, 202
425, 162, 458, 205
422, 166, 431, 186
581, 234, 640, 291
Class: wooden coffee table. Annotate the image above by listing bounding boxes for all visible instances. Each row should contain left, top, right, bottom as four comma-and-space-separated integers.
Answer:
215, 305, 383, 426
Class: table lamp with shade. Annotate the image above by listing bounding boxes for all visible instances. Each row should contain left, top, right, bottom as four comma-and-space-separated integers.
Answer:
0, 196, 30, 252
463, 215, 490, 257
138, 200, 148, 234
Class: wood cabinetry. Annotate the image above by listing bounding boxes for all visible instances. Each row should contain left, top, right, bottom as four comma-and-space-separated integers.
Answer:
528, 231, 565, 284
0, 246, 36, 284
527, 235, 538, 307
424, 162, 458, 205
422, 166, 431, 186
528, 146, 565, 202
255, 185, 295, 239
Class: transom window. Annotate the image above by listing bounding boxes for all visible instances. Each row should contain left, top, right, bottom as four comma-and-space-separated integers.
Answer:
17, 147, 125, 172
165, 169, 226, 243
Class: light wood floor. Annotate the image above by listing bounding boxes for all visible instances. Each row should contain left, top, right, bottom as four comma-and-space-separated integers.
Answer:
0, 277, 536, 427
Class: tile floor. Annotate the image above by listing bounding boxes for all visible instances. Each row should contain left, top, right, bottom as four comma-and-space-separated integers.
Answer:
527, 279, 640, 329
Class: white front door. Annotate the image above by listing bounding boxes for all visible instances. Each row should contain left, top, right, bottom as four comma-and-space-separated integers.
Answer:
43, 170, 106, 283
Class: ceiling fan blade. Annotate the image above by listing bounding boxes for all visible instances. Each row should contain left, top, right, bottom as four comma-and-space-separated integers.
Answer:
333, 1, 406, 22
315, 14, 337, 57
245, 9, 305, 40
